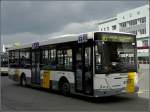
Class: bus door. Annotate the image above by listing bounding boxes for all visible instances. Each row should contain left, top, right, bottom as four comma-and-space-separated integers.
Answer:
31, 49, 41, 84
75, 43, 93, 95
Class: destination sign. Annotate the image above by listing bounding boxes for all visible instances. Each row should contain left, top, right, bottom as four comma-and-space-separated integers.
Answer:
78, 34, 88, 43
32, 42, 39, 49
100, 34, 134, 42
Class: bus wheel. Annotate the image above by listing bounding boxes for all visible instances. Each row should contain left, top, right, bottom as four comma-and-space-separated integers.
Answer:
60, 81, 70, 96
20, 75, 27, 86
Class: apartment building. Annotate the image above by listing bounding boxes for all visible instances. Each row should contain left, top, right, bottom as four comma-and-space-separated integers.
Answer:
98, 4, 149, 63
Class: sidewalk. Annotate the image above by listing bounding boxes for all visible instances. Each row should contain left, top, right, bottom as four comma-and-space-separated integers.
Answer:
138, 67, 149, 99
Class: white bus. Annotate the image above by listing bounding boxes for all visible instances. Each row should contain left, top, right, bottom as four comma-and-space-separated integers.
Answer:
8, 31, 139, 97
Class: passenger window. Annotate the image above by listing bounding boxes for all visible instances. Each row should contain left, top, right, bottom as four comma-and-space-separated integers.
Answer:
64, 49, 72, 70
45, 50, 48, 63
57, 50, 64, 69
42, 50, 49, 64
85, 47, 92, 71
41, 49, 57, 69
9, 50, 19, 67
20, 50, 31, 66
95, 45, 102, 72
85, 47, 91, 67
50, 49, 56, 65
15, 51, 19, 64
9, 51, 14, 63
57, 49, 72, 70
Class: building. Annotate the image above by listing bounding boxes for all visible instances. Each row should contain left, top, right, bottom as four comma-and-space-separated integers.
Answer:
98, 4, 149, 64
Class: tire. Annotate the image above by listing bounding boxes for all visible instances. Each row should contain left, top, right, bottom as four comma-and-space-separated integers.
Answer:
20, 75, 27, 86
60, 81, 70, 96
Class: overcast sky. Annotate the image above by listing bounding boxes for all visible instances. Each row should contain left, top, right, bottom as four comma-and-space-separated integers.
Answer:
1, 1, 148, 45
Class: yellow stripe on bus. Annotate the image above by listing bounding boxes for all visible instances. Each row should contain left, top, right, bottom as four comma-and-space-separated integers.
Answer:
15, 69, 20, 81
42, 70, 50, 89
126, 72, 135, 93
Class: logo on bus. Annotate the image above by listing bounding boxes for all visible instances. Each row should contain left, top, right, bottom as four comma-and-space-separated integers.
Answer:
78, 34, 88, 43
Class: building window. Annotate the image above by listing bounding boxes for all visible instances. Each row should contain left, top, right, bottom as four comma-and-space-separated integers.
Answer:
139, 28, 146, 34
142, 40, 148, 46
120, 22, 126, 27
101, 28, 103, 31
123, 16, 125, 19
135, 30, 137, 35
107, 27, 109, 31
129, 13, 132, 17
139, 17, 146, 24
104, 28, 106, 31
132, 19, 137, 25
137, 11, 140, 15
127, 21, 130, 26
128, 20, 137, 26
112, 25, 116, 30
130, 30, 137, 35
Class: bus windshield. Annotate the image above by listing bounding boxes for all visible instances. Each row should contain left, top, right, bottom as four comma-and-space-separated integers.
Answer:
95, 34, 137, 74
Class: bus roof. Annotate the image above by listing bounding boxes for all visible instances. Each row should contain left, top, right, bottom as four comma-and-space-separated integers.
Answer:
8, 31, 135, 51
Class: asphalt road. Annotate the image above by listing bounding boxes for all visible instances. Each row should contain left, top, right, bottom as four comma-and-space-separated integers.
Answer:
1, 68, 149, 111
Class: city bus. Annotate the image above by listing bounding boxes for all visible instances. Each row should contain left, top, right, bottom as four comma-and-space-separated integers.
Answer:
0, 52, 8, 75
8, 31, 139, 97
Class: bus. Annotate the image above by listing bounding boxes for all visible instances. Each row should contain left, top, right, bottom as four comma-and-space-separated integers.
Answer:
0, 52, 8, 75
8, 31, 139, 97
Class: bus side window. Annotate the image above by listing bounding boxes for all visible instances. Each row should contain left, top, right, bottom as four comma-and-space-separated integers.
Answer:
25, 51, 31, 65
45, 50, 48, 64
95, 45, 102, 73
20, 50, 31, 67
9, 51, 14, 64
64, 49, 72, 70
57, 50, 64, 69
9, 51, 12, 64
50, 49, 56, 69
85, 47, 91, 70
14, 50, 19, 66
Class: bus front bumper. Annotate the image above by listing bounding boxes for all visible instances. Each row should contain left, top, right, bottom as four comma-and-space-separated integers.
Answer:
94, 87, 139, 97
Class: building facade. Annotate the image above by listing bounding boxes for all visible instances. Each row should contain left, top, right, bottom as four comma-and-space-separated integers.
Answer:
98, 4, 149, 64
